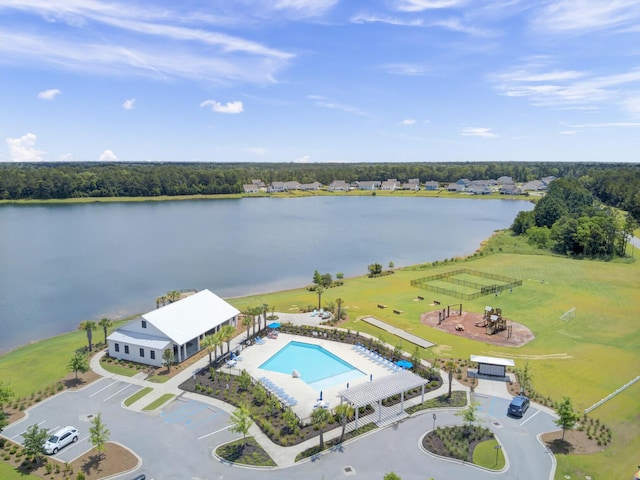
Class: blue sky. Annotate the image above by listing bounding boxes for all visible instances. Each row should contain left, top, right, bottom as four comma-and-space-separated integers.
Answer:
1, 0, 639, 163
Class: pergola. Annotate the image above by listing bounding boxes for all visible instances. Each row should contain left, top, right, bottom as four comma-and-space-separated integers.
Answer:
337, 370, 430, 429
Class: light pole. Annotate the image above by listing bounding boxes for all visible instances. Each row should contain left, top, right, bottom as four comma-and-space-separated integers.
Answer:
432, 413, 436, 432
494, 444, 502, 466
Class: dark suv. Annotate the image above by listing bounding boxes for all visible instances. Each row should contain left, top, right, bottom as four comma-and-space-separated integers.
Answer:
507, 395, 530, 417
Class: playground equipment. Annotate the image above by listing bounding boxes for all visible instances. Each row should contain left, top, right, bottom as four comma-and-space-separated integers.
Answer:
479, 306, 508, 336
437, 303, 463, 325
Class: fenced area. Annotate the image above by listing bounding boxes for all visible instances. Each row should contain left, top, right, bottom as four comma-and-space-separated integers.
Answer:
410, 269, 522, 300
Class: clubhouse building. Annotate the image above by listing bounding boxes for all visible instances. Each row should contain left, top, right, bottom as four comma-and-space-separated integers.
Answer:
107, 289, 240, 367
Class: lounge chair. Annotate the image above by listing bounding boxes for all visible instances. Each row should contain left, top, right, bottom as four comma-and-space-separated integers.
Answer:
225, 359, 237, 368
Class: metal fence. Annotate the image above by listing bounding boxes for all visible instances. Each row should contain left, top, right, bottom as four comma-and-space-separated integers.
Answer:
410, 268, 522, 300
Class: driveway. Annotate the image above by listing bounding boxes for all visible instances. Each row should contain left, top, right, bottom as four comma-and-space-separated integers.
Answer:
3, 379, 557, 480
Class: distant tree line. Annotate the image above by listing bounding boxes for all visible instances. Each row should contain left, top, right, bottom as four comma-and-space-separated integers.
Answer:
511, 176, 637, 258
0, 161, 633, 201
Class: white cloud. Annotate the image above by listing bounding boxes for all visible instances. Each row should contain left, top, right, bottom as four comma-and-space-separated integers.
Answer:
380, 63, 428, 76
402, 119, 416, 125
200, 100, 244, 113
37, 88, 61, 100
122, 98, 136, 110
559, 130, 581, 135
532, 0, 640, 34
293, 154, 311, 163
351, 14, 424, 26
272, 0, 338, 17
99, 149, 118, 161
460, 127, 497, 137
307, 95, 367, 116
395, 0, 468, 12
429, 17, 494, 37
6, 133, 46, 161
621, 95, 640, 116
571, 122, 640, 128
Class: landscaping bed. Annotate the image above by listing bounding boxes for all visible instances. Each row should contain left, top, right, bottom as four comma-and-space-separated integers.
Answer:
422, 425, 495, 462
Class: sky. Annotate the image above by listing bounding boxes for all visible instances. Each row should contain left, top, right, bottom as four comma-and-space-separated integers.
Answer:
1, 0, 639, 164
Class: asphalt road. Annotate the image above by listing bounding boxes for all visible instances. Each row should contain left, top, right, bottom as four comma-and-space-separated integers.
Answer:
2, 382, 557, 480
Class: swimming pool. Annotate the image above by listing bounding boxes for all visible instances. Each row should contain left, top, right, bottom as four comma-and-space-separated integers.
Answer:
259, 341, 365, 389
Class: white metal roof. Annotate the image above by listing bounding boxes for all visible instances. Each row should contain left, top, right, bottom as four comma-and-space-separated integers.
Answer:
470, 355, 515, 367
337, 370, 429, 407
107, 330, 171, 350
143, 289, 240, 345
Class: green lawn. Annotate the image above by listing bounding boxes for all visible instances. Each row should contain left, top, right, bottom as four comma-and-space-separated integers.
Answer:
124, 387, 153, 407
0, 461, 39, 479
142, 394, 174, 411
473, 439, 506, 470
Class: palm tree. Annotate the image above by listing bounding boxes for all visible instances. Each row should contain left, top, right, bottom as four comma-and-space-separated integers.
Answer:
316, 285, 324, 310
78, 320, 97, 351
221, 324, 236, 356
212, 330, 224, 361
98, 317, 112, 346
201, 335, 216, 365
241, 313, 253, 341
334, 403, 355, 443
335, 298, 344, 321
311, 407, 333, 450
445, 361, 455, 398
262, 303, 269, 331
166, 290, 181, 303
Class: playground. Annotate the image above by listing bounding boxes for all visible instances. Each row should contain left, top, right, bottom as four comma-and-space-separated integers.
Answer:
420, 306, 535, 347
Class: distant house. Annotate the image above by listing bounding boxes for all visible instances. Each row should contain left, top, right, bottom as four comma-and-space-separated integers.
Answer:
447, 183, 466, 192
301, 182, 322, 191
251, 179, 266, 189
424, 180, 439, 191
107, 289, 240, 367
500, 184, 523, 195
522, 180, 544, 191
456, 178, 472, 187
268, 182, 286, 193
243, 184, 259, 194
467, 185, 492, 195
402, 181, 420, 191
470, 179, 494, 187
380, 179, 399, 191
284, 181, 301, 191
329, 180, 350, 191
357, 181, 380, 191
541, 176, 556, 187
497, 176, 514, 185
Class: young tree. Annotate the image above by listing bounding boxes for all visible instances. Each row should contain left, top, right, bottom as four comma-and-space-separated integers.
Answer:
0, 410, 7, 433
241, 312, 253, 340
201, 335, 216, 366
311, 406, 333, 450
162, 348, 175, 372
212, 330, 224, 360
555, 397, 579, 441
261, 303, 269, 331
518, 362, 533, 396
312, 270, 322, 285
0, 381, 14, 411
315, 285, 325, 310
78, 320, 97, 351
388, 261, 394, 269
237, 369, 252, 391
98, 317, 112, 346
321, 273, 333, 287
221, 324, 236, 355
383, 473, 401, 480
22, 424, 49, 465
410, 346, 422, 368
456, 400, 481, 430
334, 402, 355, 443
229, 404, 253, 447
252, 384, 266, 406
335, 297, 344, 321
89, 413, 110, 462
68, 351, 89, 380
445, 361, 455, 398
283, 407, 299, 435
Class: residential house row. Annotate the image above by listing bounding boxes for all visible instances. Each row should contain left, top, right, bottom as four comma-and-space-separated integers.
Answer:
243, 176, 556, 196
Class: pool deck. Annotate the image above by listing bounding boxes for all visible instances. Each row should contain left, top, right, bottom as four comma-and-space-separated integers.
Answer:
223, 332, 399, 419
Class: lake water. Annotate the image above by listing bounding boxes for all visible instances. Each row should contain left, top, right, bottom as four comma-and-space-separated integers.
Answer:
0, 196, 532, 353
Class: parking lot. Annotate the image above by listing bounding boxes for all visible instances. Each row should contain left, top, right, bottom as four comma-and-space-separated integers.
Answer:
1, 379, 241, 478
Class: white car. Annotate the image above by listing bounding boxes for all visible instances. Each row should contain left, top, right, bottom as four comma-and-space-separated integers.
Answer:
43, 426, 79, 454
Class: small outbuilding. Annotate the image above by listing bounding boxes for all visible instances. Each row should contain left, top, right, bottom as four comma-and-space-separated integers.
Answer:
470, 354, 515, 378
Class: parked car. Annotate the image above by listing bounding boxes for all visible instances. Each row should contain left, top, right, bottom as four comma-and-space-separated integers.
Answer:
507, 395, 530, 418
43, 426, 79, 454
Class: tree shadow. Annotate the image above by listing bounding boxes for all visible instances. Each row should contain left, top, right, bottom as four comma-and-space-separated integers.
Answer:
81, 454, 104, 475
63, 378, 86, 389
546, 438, 574, 454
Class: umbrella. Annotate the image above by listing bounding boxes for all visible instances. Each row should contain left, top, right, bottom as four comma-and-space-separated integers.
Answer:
396, 360, 413, 369
268, 322, 281, 329
319, 390, 323, 401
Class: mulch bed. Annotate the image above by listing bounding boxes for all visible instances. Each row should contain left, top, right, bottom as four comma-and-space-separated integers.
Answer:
421, 309, 535, 347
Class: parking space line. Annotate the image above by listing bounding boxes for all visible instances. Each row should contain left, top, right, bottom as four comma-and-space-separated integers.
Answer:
198, 425, 231, 440
520, 409, 540, 426
187, 410, 222, 430
11, 420, 49, 440
103, 384, 132, 402
90, 380, 119, 398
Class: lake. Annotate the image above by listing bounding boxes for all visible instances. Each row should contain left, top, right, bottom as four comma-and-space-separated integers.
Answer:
0, 196, 532, 353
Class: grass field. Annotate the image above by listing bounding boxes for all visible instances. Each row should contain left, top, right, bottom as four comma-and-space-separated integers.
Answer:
0, 231, 638, 479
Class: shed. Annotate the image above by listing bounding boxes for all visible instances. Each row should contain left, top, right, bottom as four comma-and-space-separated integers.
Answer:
470, 354, 515, 377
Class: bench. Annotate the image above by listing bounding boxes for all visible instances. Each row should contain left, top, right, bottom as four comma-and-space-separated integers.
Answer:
455, 323, 464, 331
393, 309, 403, 315
377, 304, 387, 309
417, 296, 424, 301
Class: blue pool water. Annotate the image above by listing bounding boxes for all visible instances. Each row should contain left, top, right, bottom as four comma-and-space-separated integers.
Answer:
260, 341, 365, 388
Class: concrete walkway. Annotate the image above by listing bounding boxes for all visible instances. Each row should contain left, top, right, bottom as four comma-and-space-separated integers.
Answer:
90, 318, 505, 468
